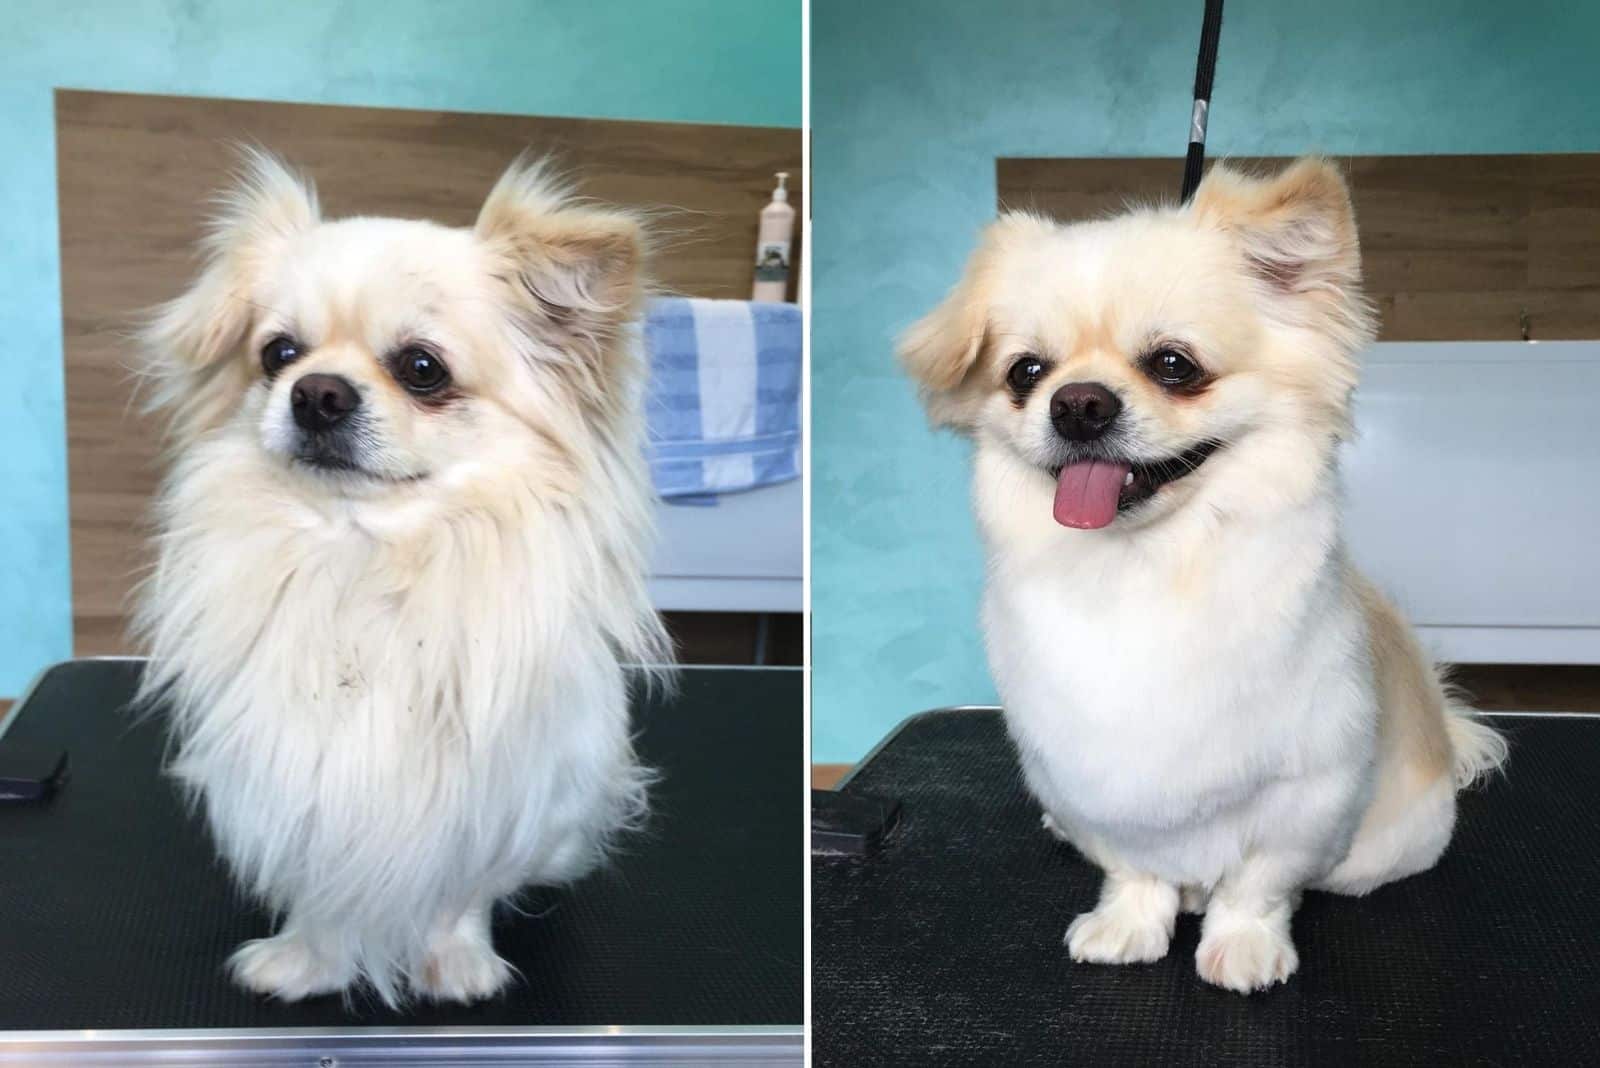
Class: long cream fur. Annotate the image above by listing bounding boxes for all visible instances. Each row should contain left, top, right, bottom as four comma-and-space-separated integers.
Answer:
133, 150, 670, 1005
902, 158, 1506, 994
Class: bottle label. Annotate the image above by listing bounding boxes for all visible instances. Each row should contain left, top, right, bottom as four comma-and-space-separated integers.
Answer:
755, 241, 791, 282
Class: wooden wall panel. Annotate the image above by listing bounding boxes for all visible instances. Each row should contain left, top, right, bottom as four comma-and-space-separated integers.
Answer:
997, 154, 1600, 343
56, 89, 801, 655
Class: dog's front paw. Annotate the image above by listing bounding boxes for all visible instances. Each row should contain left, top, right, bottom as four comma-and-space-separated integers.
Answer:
1065, 904, 1172, 965
229, 935, 353, 1001
416, 936, 513, 1003
1196, 921, 1299, 993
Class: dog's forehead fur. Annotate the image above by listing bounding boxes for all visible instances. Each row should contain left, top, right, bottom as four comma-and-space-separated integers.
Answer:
981, 211, 1258, 374
286, 216, 484, 289
253, 218, 492, 351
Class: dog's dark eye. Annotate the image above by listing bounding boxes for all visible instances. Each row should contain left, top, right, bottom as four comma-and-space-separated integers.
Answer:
1148, 348, 1200, 386
394, 347, 451, 393
1007, 355, 1046, 394
260, 336, 304, 376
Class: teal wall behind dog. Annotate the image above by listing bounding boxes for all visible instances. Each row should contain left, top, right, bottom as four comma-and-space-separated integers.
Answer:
811, 0, 1600, 762
0, 0, 799, 697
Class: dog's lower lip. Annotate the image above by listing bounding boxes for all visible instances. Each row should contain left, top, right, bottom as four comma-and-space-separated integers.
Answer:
1049, 439, 1223, 511
292, 451, 364, 475
291, 454, 424, 484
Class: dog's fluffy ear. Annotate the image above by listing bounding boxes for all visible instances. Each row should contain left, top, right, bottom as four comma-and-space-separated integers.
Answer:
476, 157, 645, 403
899, 269, 986, 400
1191, 157, 1375, 347
142, 148, 318, 437
900, 214, 1046, 429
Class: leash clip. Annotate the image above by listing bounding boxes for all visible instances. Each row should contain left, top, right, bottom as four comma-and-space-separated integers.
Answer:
1189, 99, 1209, 145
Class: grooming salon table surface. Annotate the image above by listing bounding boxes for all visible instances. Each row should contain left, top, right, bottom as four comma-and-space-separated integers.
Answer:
0, 659, 802, 1065
814, 707, 1600, 1067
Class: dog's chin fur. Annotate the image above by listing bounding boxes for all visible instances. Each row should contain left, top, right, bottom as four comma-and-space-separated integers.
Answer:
132, 150, 671, 1006
902, 158, 1507, 994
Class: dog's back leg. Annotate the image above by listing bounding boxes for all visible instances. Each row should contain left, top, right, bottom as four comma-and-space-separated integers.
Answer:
1316, 577, 1504, 896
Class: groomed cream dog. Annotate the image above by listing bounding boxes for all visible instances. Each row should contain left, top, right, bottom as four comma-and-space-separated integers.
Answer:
901, 158, 1505, 993
134, 151, 669, 1004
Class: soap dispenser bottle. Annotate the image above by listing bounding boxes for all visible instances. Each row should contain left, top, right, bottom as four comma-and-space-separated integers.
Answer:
752, 172, 795, 302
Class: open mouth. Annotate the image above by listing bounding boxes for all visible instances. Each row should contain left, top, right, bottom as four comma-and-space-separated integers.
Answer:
1050, 440, 1223, 530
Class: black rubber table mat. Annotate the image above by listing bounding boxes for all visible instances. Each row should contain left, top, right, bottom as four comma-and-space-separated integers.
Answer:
0, 659, 801, 1030
814, 707, 1600, 1066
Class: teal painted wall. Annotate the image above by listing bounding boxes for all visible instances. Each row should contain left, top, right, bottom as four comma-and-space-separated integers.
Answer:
0, 0, 799, 697
811, 0, 1600, 762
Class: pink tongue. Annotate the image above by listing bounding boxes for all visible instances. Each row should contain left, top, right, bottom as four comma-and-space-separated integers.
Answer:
1053, 460, 1132, 529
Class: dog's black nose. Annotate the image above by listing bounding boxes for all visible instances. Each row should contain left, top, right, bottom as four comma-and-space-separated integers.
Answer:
1050, 382, 1122, 442
290, 374, 361, 432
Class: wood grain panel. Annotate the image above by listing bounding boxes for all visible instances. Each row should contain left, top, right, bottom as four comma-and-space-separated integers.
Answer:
1450, 664, 1600, 713
812, 764, 850, 790
662, 611, 803, 666
997, 154, 1600, 342
56, 89, 800, 655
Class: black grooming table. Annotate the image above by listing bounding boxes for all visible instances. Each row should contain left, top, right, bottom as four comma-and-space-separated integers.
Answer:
0, 659, 801, 1065
814, 707, 1600, 1067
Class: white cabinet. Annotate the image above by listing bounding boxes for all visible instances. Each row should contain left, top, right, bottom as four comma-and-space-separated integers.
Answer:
1344, 341, 1600, 663
648, 480, 803, 613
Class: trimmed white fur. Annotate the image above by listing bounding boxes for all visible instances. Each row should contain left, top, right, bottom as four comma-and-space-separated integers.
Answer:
133, 150, 669, 1005
902, 158, 1506, 995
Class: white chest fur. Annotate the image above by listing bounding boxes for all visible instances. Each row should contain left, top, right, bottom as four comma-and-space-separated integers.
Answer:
134, 439, 645, 944
974, 452, 1377, 884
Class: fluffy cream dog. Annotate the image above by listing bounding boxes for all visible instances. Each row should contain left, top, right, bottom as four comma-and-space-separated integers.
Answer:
900, 158, 1505, 994
133, 150, 669, 1004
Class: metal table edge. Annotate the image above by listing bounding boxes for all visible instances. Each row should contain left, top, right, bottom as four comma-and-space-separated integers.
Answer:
0, 1024, 804, 1064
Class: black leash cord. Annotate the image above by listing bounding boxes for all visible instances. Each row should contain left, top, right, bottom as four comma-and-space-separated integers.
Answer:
1180, 0, 1226, 203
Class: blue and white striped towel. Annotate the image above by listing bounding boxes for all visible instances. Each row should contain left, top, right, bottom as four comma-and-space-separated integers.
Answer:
644, 298, 802, 500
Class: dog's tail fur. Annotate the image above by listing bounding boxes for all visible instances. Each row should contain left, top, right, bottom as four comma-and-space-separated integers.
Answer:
1443, 700, 1509, 790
